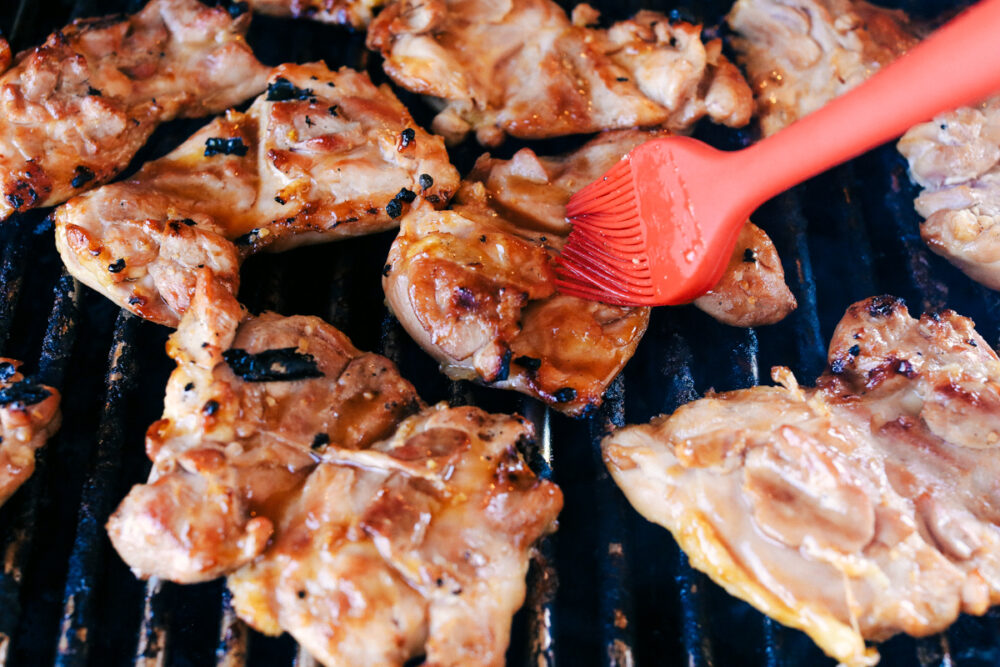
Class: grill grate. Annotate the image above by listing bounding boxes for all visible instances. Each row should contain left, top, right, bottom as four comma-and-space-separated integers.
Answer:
1, 0, 999, 665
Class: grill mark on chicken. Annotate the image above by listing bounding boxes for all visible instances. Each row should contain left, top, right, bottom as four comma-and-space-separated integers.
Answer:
367, 0, 753, 146
604, 296, 1000, 667
727, 0, 917, 137
244, 0, 385, 27
106, 271, 422, 583
385, 130, 794, 415
228, 404, 562, 666
54, 63, 460, 327
0, 359, 61, 508
898, 96, 1000, 290
0, 0, 269, 221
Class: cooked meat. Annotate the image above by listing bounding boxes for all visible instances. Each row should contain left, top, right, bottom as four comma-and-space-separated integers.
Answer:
728, 0, 917, 136
692, 221, 797, 326
603, 295, 1000, 667
0, 359, 60, 507
0, 0, 268, 221
385, 130, 794, 415
106, 271, 421, 583
228, 403, 563, 667
898, 96, 1000, 290
55, 62, 459, 327
0, 33, 11, 74
245, 0, 385, 27
367, 0, 753, 146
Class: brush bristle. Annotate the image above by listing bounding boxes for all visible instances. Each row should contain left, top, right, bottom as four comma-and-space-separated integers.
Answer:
556, 155, 653, 306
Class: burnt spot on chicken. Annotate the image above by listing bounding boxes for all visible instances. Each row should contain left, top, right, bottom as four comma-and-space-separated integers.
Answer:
71, 166, 95, 189
310, 433, 330, 450
266, 77, 316, 102
202, 399, 220, 416
514, 356, 542, 371
86, 86, 102, 96
743, 247, 757, 263
204, 137, 248, 157
222, 347, 324, 382
0, 379, 52, 408
553, 387, 577, 403
867, 295, 903, 317
108, 258, 126, 273
382, 263, 392, 277
419, 174, 433, 190
399, 128, 415, 149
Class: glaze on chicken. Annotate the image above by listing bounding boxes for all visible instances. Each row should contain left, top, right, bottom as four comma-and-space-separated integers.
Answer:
385, 130, 794, 415
727, 0, 917, 136
0, 0, 268, 220
367, 0, 753, 145
107, 272, 421, 583
898, 96, 1000, 290
604, 295, 1000, 667
228, 403, 563, 666
245, 0, 385, 27
0, 359, 60, 508
55, 63, 459, 327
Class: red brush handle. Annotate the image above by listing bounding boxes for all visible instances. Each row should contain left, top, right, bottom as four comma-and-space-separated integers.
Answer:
736, 0, 1000, 203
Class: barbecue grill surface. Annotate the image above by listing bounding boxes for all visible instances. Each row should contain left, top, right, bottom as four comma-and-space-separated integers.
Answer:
1, 0, 999, 665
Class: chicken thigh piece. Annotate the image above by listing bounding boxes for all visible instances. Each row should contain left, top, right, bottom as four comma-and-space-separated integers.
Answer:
55, 63, 459, 326
0, 0, 268, 220
107, 271, 421, 583
605, 295, 1000, 667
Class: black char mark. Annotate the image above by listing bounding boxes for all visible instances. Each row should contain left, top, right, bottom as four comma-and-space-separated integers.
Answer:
222, 348, 325, 382
204, 137, 248, 157
0, 380, 51, 408
266, 78, 316, 103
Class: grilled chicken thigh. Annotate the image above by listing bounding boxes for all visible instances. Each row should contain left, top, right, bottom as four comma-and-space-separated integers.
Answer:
898, 96, 1000, 290
229, 403, 563, 666
0, 0, 268, 221
728, 0, 917, 136
0, 359, 60, 507
367, 0, 753, 145
385, 130, 794, 415
107, 272, 421, 583
604, 295, 1000, 667
245, 0, 385, 27
55, 63, 459, 327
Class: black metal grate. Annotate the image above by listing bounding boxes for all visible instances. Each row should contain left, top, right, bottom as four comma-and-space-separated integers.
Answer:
1, 0, 1000, 666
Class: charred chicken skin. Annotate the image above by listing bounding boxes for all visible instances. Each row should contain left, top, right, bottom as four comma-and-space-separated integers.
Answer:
899, 96, 1000, 290
245, 0, 385, 27
0, 0, 269, 220
229, 403, 563, 666
55, 63, 459, 327
367, 0, 753, 146
0, 359, 60, 508
385, 130, 794, 415
727, 0, 917, 136
107, 271, 421, 583
604, 295, 1000, 667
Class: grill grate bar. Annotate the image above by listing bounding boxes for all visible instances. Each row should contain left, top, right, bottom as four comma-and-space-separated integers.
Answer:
774, 190, 827, 379
0, 270, 80, 667
0, 220, 31, 350
134, 578, 167, 667
588, 375, 636, 666
215, 588, 248, 667
521, 400, 557, 667
657, 324, 714, 667
55, 311, 140, 667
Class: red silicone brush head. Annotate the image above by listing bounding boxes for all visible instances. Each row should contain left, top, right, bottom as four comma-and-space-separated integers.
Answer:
555, 136, 748, 307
